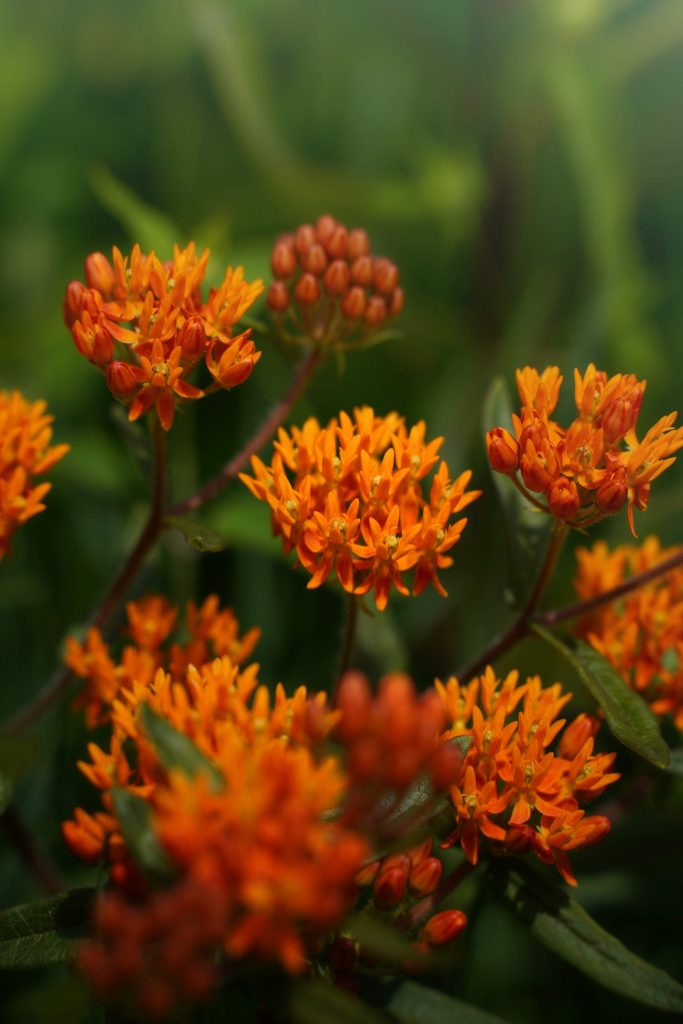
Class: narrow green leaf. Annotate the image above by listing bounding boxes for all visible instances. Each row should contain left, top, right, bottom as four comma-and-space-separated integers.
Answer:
667, 747, 683, 776
481, 376, 550, 608
490, 860, 683, 1012
110, 788, 173, 879
139, 705, 223, 789
290, 978, 386, 1024
0, 733, 38, 814
382, 980, 510, 1024
0, 887, 95, 969
165, 515, 227, 553
533, 626, 671, 769
346, 914, 426, 968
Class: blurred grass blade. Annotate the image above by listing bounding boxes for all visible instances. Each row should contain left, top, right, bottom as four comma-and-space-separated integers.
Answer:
0, 887, 94, 969
490, 861, 683, 1012
290, 978, 386, 1024
165, 515, 227, 553
533, 626, 671, 769
383, 980, 510, 1024
139, 704, 223, 788
89, 165, 180, 253
481, 376, 550, 608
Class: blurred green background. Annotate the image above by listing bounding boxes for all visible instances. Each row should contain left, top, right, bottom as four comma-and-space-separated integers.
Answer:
1, 0, 683, 1020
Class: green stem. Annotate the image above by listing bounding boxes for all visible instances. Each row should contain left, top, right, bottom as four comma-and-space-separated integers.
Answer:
335, 592, 359, 696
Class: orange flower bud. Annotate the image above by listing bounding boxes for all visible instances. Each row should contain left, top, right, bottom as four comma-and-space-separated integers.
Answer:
504, 825, 536, 854
409, 857, 443, 896
294, 224, 316, 254
558, 713, 600, 759
595, 467, 627, 513
520, 439, 559, 492
267, 280, 290, 312
341, 286, 366, 320
347, 228, 370, 260
63, 280, 86, 327
325, 225, 348, 259
364, 296, 387, 327
548, 477, 580, 521
324, 259, 350, 296
421, 909, 467, 946
91, 324, 114, 366
406, 838, 432, 867
601, 389, 643, 446
580, 815, 611, 846
388, 288, 404, 317
335, 671, 373, 740
350, 255, 374, 287
294, 273, 321, 307
355, 860, 380, 887
85, 252, 116, 295
271, 240, 297, 278
301, 243, 328, 275
107, 361, 141, 399
373, 258, 399, 295
373, 859, 410, 909
486, 428, 519, 475
178, 316, 206, 362
315, 214, 338, 245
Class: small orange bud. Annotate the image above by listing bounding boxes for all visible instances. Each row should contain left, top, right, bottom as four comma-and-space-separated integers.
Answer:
335, 671, 372, 740
315, 214, 338, 244
271, 240, 297, 278
520, 439, 559, 492
84, 252, 116, 295
504, 825, 536, 854
595, 467, 627, 513
558, 713, 600, 759
347, 228, 370, 260
364, 296, 387, 327
486, 428, 519, 475
373, 859, 409, 910
324, 259, 350, 296
325, 225, 348, 259
355, 860, 381, 887
406, 838, 433, 867
341, 286, 366, 320
301, 243, 328, 275
421, 909, 467, 946
178, 316, 206, 362
409, 857, 443, 896
91, 325, 114, 366
601, 389, 643, 445
581, 815, 611, 846
351, 255, 373, 287
267, 280, 290, 312
107, 361, 141, 399
548, 476, 580, 521
295, 224, 316, 254
63, 280, 86, 327
373, 258, 399, 295
294, 272, 321, 307
388, 288, 404, 317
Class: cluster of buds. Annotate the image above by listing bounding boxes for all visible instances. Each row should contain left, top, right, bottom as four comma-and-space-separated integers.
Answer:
438, 668, 617, 885
0, 390, 69, 558
486, 365, 683, 534
240, 406, 479, 610
266, 214, 404, 349
575, 537, 683, 729
64, 243, 263, 430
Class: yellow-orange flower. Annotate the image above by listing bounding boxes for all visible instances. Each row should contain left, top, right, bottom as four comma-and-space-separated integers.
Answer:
240, 407, 479, 609
0, 390, 69, 558
575, 537, 683, 729
65, 243, 263, 431
486, 364, 683, 535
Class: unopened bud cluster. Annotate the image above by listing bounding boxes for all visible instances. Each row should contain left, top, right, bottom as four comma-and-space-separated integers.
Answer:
266, 214, 404, 349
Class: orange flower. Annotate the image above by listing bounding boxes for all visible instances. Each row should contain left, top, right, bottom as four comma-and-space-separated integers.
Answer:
240, 407, 479, 609
0, 390, 69, 558
487, 364, 683, 535
65, 243, 263, 431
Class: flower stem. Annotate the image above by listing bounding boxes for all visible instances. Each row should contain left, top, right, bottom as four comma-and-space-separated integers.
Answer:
399, 859, 476, 930
335, 592, 359, 696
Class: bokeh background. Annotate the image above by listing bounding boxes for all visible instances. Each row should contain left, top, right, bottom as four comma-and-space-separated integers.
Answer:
1, 0, 682, 1020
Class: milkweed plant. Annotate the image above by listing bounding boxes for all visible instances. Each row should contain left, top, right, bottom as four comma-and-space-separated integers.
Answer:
1, 214, 682, 1022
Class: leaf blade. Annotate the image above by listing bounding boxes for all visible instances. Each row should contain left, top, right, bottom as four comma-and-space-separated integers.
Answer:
0, 887, 95, 970
139, 704, 223, 789
165, 515, 227, 553
382, 980, 510, 1024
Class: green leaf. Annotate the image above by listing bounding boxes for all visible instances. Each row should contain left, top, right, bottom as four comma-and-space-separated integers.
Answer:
667, 747, 683, 776
346, 915, 427, 968
481, 376, 551, 608
533, 626, 671, 769
0, 887, 95, 969
490, 860, 683, 1012
110, 788, 173, 879
290, 978, 386, 1024
165, 515, 227, 553
88, 165, 180, 254
139, 704, 223, 789
381, 980, 510, 1024
0, 733, 38, 814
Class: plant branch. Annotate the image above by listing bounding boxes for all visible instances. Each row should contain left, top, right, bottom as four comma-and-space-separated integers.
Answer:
335, 593, 359, 696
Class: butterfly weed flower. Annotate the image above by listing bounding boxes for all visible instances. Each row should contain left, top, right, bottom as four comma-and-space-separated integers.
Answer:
0, 390, 69, 558
266, 214, 404, 351
486, 364, 683, 535
64, 244, 263, 430
575, 537, 683, 729
240, 406, 480, 610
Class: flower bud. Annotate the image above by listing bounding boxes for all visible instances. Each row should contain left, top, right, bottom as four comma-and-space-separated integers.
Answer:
324, 259, 350, 296
373, 859, 410, 910
178, 316, 206, 362
388, 288, 404, 317
558, 713, 600, 759
347, 228, 370, 260
325, 225, 348, 259
107, 361, 141, 399
406, 838, 432, 867
63, 280, 86, 327
271, 240, 297, 278
547, 476, 580, 521
595, 467, 627, 513
581, 815, 611, 846
373, 258, 399, 295
504, 825, 536, 855
601, 388, 644, 445
294, 273, 320, 307
295, 224, 316, 254
520, 439, 559, 493
341, 286, 366, 320
350, 256, 374, 287
421, 909, 467, 946
85, 252, 116, 295
335, 671, 372, 740
267, 281, 290, 312
364, 296, 387, 327
91, 325, 114, 366
486, 428, 519, 475
409, 857, 443, 896
315, 214, 338, 245
301, 243, 328, 275
355, 860, 380, 887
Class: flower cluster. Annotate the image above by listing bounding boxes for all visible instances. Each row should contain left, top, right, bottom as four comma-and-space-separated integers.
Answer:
0, 390, 69, 558
575, 537, 683, 729
240, 406, 479, 610
437, 667, 619, 885
266, 214, 404, 349
486, 365, 683, 534
64, 243, 263, 430
65, 593, 261, 726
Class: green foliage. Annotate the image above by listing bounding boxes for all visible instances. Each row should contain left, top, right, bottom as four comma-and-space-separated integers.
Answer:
139, 703, 223, 787
0, 888, 94, 970
165, 514, 228, 553
110, 789, 173, 879
380, 980, 510, 1024
290, 978, 385, 1024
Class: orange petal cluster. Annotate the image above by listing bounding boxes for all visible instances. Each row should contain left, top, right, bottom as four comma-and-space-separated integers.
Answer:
486, 365, 683, 535
575, 537, 683, 729
0, 390, 69, 558
65, 593, 261, 727
240, 406, 479, 609
266, 214, 404, 349
64, 243, 263, 430
437, 667, 618, 885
